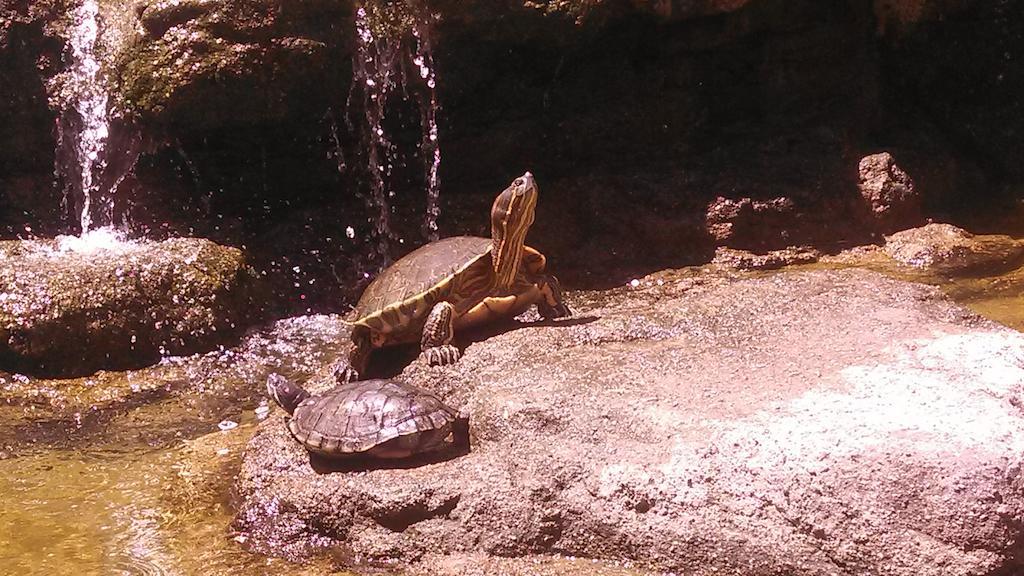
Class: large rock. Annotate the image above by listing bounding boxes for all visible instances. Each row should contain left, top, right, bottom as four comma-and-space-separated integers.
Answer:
858, 151, 921, 232
884, 223, 1024, 275
0, 236, 259, 376
234, 268, 1024, 574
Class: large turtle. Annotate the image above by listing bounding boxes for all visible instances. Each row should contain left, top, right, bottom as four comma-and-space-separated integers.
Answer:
266, 373, 468, 459
340, 171, 571, 381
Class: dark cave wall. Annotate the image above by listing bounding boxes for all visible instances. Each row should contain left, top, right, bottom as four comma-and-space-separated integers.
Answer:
0, 3, 67, 236
879, 0, 1024, 211
1, 0, 1022, 304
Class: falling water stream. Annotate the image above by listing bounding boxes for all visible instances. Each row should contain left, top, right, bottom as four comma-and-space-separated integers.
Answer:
412, 18, 443, 242
65, 0, 110, 236
349, 1, 443, 266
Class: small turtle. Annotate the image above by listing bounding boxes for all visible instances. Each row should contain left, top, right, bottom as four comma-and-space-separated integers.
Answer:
341, 171, 571, 381
266, 373, 469, 459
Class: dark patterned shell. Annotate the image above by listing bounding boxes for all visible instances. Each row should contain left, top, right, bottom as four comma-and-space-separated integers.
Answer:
354, 236, 492, 319
288, 379, 458, 455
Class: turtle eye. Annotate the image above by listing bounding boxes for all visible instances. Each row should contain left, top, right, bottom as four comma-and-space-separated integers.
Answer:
513, 178, 524, 188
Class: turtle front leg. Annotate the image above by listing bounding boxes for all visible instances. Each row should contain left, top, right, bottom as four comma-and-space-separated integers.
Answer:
421, 301, 461, 366
536, 274, 572, 319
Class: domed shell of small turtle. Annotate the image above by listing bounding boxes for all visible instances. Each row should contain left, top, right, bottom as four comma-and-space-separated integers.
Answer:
287, 379, 458, 456
353, 235, 492, 319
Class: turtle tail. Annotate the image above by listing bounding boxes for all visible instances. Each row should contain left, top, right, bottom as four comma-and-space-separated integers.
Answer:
266, 373, 311, 415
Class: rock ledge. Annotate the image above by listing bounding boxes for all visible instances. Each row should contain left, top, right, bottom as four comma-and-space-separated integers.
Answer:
235, 268, 1024, 575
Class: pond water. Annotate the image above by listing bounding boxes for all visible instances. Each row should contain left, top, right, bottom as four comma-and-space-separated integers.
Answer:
0, 316, 351, 575
2, 252, 1023, 575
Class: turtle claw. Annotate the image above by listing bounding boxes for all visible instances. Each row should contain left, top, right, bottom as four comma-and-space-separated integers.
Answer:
541, 301, 572, 319
422, 344, 461, 367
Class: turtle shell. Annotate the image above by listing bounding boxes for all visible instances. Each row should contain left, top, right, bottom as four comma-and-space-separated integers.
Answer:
353, 235, 492, 319
287, 379, 458, 457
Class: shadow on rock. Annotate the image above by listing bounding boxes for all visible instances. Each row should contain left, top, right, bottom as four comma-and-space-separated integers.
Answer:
355, 314, 600, 381
308, 442, 472, 475
459, 314, 601, 345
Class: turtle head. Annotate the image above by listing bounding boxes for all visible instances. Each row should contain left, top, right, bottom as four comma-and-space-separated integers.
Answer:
490, 171, 538, 290
266, 373, 311, 415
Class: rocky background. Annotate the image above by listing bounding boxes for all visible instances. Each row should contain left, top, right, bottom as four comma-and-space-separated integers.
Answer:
2, 0, 1023, 311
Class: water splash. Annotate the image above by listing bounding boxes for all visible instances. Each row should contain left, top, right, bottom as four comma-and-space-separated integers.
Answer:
65, 0, 111, 235
349, 2, 444, 264
54, 227, 132, 255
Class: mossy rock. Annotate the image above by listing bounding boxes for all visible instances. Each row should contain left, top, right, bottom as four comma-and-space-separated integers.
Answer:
110, 0, 352, 127
0, 236, 262, 376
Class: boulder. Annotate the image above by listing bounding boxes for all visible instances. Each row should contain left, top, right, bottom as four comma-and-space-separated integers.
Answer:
234, 268, 1024, 574
0, 236, 259, 376
883, 223, 1024, 275
858, 152, 921, 232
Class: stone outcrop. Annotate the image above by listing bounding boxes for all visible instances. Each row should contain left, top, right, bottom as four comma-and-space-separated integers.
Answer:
858, 151, 921, 232
234, 268, 1024, 574
0, 236, 259, 376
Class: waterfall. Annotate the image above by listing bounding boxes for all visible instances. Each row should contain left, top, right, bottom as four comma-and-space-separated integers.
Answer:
349, 2, 444, 266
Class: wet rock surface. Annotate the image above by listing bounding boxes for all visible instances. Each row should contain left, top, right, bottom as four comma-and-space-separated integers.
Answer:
235, 268, 1024, 575
0, 236, 259, 377
0, 313, 348, 457
884, 223, 1024, 276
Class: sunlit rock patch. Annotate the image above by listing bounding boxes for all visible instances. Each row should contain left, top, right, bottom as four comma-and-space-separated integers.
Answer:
235, 268, 1024, 574
0, 235, 259, 377
884, 223, 1024, 276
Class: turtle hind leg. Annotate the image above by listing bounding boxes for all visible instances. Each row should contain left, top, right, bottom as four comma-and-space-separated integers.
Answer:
537, 274, 572, 319
421, 301, 461, 367
337, 327, 373, 382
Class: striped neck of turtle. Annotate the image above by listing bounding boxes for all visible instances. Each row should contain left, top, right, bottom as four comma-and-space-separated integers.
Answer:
491, 231, 526, 291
